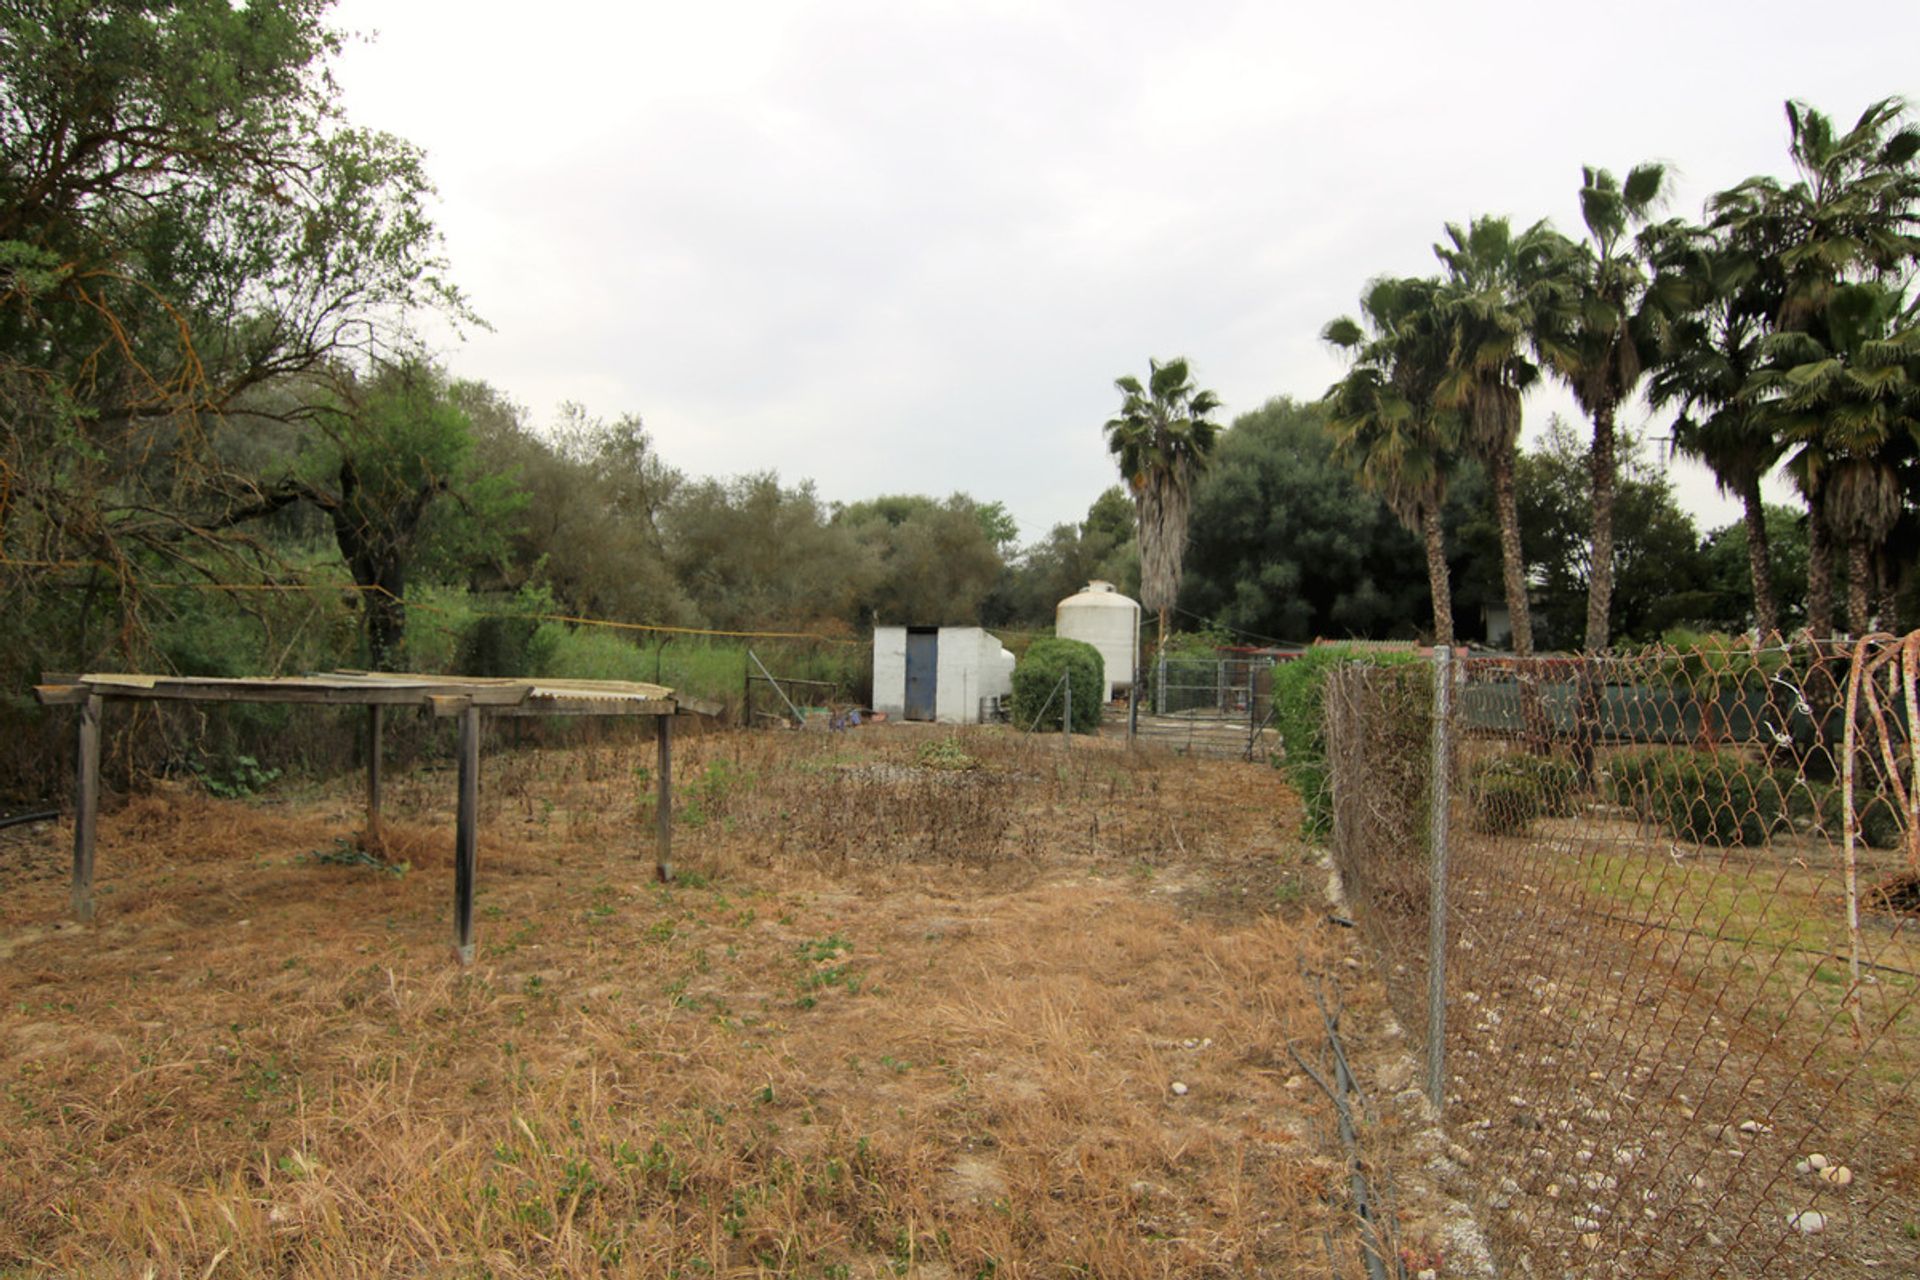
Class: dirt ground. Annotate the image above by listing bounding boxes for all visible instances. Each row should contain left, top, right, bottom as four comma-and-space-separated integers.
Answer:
0, 722, 1387, 1278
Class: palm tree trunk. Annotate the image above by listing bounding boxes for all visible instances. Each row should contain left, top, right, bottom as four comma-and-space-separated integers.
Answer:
1807, 508, 1834, 638
1875, 549, 1897, 632
1490, 448, 1533, 657
1419, 504, 1455, 648
1848, 538, 1873, 637
1584, 401, 1617, 653
1737, 472, 1779, 639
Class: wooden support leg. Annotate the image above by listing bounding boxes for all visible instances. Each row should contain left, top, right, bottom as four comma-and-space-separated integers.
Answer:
454, 704, 480, 964
72, 693, 102, 922
366, 704, 384, 842
655, 715, 674, 883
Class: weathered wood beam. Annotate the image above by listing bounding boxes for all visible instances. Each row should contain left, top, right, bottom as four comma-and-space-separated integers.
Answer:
34, 684, 88, 707
488, 698, 677, 718
69, 681, 525, 708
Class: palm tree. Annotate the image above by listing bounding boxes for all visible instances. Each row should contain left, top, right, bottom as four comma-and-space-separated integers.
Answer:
1323, 277, 1460, 646
1715, 96, 1920, 636
1753, 283, 1917, 633
1432, 216, 1544, 656
1103, 357, 1223, 655
1529, 164, 1671, 652
1644, 222, 1788, 636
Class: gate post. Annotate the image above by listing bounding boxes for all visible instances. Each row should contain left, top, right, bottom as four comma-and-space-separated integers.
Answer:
1426, 645, 1453, 1111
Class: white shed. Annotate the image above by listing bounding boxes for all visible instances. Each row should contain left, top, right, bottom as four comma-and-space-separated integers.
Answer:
1055, 580, 1141, 701
872, 626, 1015, 724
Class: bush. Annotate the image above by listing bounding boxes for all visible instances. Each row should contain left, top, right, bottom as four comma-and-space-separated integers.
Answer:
1468, 753, 1583, 835
1271, 646, 1428, 836
1610, 749, 1787, 847
1011, 637, 1104, 733
1470, 772, 1542, 835
1797, 781, 1906, 850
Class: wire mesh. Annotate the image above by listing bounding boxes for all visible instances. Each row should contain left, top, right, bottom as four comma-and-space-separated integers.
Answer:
1325, 636, 1920, 1278
1134, 657, 1278, 758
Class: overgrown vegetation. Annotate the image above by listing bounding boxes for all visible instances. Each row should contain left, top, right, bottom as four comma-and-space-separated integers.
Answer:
1272, 646, 1428, 835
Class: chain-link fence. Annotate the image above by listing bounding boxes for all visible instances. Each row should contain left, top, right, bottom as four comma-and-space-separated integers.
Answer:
1325, 637, 1920, 1278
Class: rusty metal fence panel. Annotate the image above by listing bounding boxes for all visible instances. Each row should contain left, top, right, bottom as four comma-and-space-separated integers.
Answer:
1326, 637, 1920, 1279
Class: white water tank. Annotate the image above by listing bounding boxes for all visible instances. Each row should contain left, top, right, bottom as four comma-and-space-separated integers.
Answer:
1055, 580, 1141, 701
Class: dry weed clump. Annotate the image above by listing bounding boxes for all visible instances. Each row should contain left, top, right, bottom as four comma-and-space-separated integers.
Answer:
1, 723, 1356, 1276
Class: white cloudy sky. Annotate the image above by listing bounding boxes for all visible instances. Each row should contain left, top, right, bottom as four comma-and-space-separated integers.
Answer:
328, 0, 1920, 545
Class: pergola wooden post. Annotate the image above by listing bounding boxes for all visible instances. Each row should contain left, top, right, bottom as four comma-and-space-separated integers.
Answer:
33, 672, 710, 964
366, 704, 385, 841
71, 692, 102, 922
454, 701, 480, 964
655, 714, 673, 882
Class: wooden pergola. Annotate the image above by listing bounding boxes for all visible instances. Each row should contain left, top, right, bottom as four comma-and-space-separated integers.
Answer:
33, 672, 711, 963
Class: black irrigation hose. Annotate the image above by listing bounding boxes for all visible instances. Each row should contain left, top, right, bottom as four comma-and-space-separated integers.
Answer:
0, 809, 57, 832
1290, 971, 1396, 1280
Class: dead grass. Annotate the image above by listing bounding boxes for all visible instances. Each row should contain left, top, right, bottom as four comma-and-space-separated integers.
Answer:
0, 724, 1354, 1277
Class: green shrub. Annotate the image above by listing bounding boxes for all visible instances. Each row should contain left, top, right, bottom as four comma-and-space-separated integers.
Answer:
1798, 781, 1906, 850
1467, 753, 1583, 835
1470, 772, 1542, 835
1611, 749, 1787, 847
1271, 646, 1427, 837
1011, 637, 1104, 733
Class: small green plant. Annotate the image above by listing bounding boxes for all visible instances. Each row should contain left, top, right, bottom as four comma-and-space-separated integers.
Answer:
192, 753, 282, 799
306, 840, 409, 876
916, 738, 979, 771
683, 759, 752, 828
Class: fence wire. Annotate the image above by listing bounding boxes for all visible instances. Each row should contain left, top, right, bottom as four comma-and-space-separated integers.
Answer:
1325, 636, 1920, 1279
1133, 656, 1279, 758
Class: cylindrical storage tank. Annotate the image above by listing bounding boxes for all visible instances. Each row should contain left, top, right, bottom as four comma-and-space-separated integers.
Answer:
1055, 580, 1141, 701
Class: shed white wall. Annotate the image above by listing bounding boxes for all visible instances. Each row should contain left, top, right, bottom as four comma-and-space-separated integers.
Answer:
935, 626, 1012, 724
872, 626, 908, 717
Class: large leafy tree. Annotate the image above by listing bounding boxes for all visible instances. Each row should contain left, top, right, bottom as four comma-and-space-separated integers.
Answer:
0, 0, 464, 658
1103, 357, 1222, 653
1715, 96, 1920, 635
1511, 417, 1716, 644
1433, 216, 1545, 657
1179, 398, 1489, 642
1529, 164, 1672, 651
1323, 276, 1461, 645
834, 493, 1008, 626
239, 361, 516, 670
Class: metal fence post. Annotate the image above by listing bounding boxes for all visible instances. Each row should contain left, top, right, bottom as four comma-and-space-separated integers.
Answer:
1157, 650, 1167, 715
1426, 645, 1453, 1111
1062, 678, 1072, 748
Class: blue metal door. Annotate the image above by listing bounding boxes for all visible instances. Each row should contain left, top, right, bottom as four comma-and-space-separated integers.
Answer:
905, 630, 938, 721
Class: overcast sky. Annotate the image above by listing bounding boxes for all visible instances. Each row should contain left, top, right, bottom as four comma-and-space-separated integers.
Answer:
328, 0, 1920, 546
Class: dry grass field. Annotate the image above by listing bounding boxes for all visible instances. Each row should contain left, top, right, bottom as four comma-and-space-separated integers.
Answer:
0, 724, 1366, 1278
